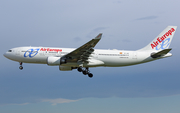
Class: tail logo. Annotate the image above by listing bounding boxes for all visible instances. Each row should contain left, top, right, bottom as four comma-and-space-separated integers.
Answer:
155, 38, 170, 50
151, 28, 175, 49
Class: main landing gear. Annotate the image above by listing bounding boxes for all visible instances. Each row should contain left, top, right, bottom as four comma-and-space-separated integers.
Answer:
77, 67, 93, 78
19, 62, 23, 70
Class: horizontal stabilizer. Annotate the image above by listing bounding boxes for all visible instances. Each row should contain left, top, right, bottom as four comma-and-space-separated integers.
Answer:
151, 48, 172, 58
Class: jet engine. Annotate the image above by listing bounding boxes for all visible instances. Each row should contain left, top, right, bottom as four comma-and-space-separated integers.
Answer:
47, 57, 61, 66
59, 65, 73, 71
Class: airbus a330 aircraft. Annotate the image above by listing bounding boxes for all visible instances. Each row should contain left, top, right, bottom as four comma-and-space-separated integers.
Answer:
4, 26, 177, 78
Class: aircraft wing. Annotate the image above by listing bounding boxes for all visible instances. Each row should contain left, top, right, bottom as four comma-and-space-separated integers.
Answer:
61, 33, 102, 64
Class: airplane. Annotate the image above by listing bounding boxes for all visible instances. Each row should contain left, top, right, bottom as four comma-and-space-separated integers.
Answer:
3, 26, 177, 78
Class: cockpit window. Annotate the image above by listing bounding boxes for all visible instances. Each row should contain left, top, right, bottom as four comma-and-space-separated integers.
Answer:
8, 50, 12, 52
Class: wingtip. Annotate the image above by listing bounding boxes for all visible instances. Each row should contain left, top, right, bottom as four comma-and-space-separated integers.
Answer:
95, 33, 102, 39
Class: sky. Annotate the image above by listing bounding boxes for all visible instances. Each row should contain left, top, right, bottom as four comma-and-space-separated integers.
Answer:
1, 0, 180, 113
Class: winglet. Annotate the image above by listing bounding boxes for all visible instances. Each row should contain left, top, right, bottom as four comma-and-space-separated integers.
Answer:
95, 33, 102, 39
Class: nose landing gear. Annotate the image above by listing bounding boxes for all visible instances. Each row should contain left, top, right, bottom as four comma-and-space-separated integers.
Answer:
19, 62, 23, 70
77, 67, 93, 78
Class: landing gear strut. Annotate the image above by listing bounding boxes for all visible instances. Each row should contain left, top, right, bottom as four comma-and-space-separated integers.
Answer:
77, 67, 93, 78
19, 62, 23, 70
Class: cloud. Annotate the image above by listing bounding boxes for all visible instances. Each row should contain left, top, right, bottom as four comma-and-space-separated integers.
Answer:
135, 16, 158, 20
1, 103, 29, 106
41, 98, 80, 105
1, 97, 80, 106
1, 60, 180, 106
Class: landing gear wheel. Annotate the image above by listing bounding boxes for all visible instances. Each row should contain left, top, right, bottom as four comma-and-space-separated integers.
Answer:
82, 70, 88, 75
19, 66, 23, 70
88, 73, 93, 78
77, 67, 82, 72
77, 67, 94, 78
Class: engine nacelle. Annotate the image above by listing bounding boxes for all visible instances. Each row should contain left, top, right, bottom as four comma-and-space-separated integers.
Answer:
47, 57, 61, 66
59, 66, 72, 71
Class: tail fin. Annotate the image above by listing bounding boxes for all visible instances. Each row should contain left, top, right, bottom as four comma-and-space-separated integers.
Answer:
138, 26, 177, 52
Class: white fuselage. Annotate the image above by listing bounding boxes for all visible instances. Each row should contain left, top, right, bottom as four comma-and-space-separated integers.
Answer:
3, 46, 172, 68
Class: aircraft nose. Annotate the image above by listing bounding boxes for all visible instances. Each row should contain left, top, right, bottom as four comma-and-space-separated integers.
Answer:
3, 51, 12, 59
3, 52, 7, 58
4, 49, 17, 61
4, 49, 13, 59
